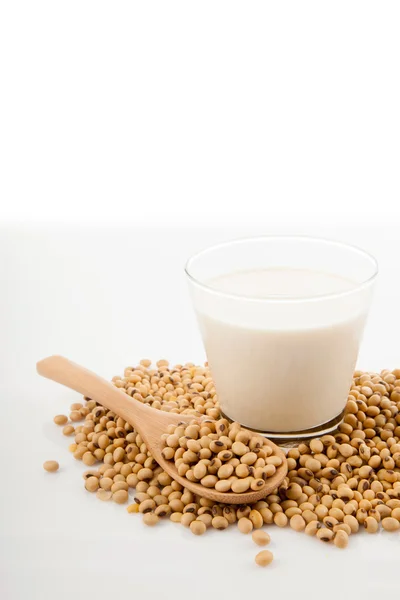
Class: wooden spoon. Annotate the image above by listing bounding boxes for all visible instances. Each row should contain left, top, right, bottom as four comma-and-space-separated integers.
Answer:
37, 355, 287, 504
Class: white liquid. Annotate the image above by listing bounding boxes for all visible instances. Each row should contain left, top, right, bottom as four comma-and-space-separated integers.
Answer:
207, 268, 357, 299
198, 268, 365, 432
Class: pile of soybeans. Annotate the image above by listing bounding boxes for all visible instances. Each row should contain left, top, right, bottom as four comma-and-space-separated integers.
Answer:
48, 360, 400, 564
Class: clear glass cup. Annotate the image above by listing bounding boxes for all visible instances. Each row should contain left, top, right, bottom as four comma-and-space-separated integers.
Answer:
185, 236, 378, 442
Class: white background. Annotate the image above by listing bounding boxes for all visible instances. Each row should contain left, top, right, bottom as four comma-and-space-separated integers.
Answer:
0, 1, 400, 226
1, 1, 400, 599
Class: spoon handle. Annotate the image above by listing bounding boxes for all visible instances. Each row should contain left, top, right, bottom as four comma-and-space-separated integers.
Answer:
36, 355, 149, 425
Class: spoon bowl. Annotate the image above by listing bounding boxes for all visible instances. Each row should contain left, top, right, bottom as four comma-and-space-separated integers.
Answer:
37, 355, 287, 504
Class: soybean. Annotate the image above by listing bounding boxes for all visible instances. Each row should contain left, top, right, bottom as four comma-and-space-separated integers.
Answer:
252, 530, 270, 546
43, 460, 59, 472
255, 550, 274, 567
53, 415, 68, 425
190, 520, 207, 535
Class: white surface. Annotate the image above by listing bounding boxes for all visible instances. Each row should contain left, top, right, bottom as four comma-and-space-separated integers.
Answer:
1, 2, 400, 227
1, 224, 400, 600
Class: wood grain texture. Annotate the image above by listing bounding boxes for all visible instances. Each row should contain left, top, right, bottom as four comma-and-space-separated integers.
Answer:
37, 355, 287, 504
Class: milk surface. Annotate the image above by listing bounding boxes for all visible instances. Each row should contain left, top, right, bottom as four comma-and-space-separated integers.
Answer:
198, 268, 365, 432
207, 268, 356, 299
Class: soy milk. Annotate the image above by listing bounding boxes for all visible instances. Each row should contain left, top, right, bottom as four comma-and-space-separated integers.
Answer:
198, 268, 365, 432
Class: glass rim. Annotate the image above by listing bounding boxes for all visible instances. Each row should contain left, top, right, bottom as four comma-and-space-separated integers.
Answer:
184, 235, 379, 303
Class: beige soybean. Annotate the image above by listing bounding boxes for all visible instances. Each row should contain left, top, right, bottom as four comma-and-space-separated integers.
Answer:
53, 415, 68, 425
382, 517, 400, 532
70, 410, 83, 422
317, 528, 334, 542
249, 510, 263, 529
170, 512, 183, 523
364, 516, 379, 533
391, 507, 400, 521
305, 521, 321, 536
212, 516, 229, 530
252, 530, 270, 546
255, 550, 274, 567
343, 515, 359, 533
290, 514, 306, 532
190, 520, 207, 535
43, 460, 59, 472
274, 512, 288, 528
63, 425, 75, 436
143, 513, 159, 526
99, 477, 113, 491
181, 513, 196, 527
113, 490, 128, 504
238, 517, 253, 534
111, 481, 128, 493
85, 477, 99, 492
231, 478, 251, 493
334, 530, 349, 548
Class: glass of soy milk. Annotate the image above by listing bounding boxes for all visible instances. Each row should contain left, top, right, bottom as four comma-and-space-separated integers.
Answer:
185, 236, 378, 441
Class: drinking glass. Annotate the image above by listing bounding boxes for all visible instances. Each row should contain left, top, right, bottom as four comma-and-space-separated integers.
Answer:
185, 236, 378, 441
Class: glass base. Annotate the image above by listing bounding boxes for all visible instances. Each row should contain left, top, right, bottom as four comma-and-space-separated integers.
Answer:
220, 409, 345, 448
